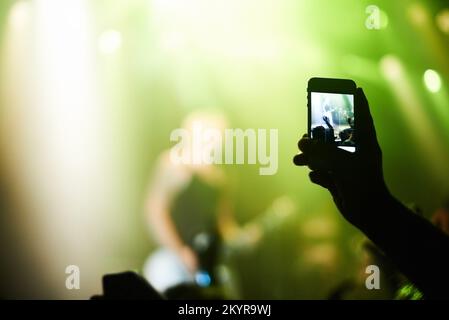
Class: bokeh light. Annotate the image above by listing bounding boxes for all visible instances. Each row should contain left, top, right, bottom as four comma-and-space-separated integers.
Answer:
380, 55, 403, 81
423, 69, 442, 93
436, 9, 449, 34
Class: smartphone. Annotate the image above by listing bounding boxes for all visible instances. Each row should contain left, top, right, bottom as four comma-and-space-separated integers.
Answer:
307, 77, 357, 152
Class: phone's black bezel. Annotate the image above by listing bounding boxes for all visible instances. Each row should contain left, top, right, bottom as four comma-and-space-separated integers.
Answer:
307, 77, 357, 151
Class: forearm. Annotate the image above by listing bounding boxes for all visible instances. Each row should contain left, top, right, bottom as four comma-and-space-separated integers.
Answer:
147, 199, 187, 252
359, 192, 449, 299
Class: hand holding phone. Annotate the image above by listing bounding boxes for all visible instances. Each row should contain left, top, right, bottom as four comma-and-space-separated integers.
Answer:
294, 84, 388, 229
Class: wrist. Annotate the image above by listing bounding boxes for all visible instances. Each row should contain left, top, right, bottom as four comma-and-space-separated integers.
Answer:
358, 186, 394, 233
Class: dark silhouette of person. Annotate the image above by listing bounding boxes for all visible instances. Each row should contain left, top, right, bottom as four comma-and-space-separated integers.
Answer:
91, 272, 163, 300
293, 88, 449, 299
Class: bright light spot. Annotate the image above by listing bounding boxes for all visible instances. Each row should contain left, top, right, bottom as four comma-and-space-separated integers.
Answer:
8, 1, 30, 30
380, 55, 403, 81
195, 271, 212, 287
436, 9, 449, 34
160, 31, 186, 51
423, 69, 442, 93
408, 3, 428, 25
98, 30, 122, 55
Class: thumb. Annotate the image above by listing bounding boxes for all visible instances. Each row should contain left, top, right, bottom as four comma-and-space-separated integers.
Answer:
355, 88, 380, 152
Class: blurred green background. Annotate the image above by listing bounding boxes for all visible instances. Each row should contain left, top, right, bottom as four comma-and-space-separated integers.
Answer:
0, 0, 448, 299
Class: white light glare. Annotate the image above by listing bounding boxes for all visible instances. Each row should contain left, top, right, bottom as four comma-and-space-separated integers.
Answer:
380, 55, 403, 81
98, 30, 122, 54
423, 69, 442, 93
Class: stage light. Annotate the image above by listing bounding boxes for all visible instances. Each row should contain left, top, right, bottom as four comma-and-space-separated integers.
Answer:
195, 271, 212, 287
436, 9, 449, 34
379, 55, 403, 81
380, 55, 448, 180
408, 3, 428, 26
423, 69, 442, 93
160, 31, 186, 51
8, 1, 30, 30
98, 30, 122, 55
407, 4, 449, 77
26, 0, 124, 298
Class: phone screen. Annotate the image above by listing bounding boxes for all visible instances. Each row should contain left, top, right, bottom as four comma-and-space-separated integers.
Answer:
311, 91, 355, 152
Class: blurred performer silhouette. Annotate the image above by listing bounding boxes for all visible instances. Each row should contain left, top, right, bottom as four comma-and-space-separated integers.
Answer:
143, 111, 295, 298
142, 111, 239, 296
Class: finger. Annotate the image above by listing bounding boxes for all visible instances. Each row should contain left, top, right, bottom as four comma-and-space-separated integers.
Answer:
307, 140, 349, 171
297, 136, 311, 152
293, 153, 308, 166
297, 132, 352, 171
297, 138, 323, 170
309, 170, 332, 189
308, 170, 339, 198
355, 88, 380, 151
297, 134, 310, 151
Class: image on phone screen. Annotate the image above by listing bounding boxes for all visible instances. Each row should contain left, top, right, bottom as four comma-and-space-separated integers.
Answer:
311, 92, 355, 152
